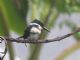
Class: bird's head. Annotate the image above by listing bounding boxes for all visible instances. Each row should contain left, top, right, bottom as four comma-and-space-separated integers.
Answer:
30, 19, 49, 34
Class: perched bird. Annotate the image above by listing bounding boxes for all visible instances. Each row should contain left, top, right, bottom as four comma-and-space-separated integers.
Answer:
22, 19, 49, 40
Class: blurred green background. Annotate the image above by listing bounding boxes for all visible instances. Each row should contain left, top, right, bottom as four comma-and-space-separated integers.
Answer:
0, 0, 80, 60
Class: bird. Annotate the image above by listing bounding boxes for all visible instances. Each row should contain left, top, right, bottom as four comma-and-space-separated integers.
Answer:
20, 19, 49, 41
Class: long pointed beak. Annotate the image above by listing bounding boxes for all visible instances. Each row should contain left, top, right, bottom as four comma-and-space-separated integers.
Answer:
43, 27, 50, 32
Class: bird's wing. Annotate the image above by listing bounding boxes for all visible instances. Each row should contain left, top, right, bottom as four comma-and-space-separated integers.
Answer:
23, 27, 31, 39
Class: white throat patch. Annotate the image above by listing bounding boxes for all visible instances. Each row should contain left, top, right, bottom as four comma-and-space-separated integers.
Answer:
30, 23, 42, 30
30, 27, 41, 34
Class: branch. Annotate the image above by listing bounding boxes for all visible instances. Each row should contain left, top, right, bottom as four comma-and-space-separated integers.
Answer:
0, 28, 80, 44
0, 28, 80, 60
0, 37, 7, 60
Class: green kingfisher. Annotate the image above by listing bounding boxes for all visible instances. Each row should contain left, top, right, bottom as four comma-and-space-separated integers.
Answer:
22, 19, 49, 40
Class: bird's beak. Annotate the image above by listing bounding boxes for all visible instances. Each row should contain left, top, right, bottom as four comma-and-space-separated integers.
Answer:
43, 27, 50, 32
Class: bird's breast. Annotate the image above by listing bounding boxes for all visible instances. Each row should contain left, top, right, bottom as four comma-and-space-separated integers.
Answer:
29, 33, 39, 40
30, 27, 41, 34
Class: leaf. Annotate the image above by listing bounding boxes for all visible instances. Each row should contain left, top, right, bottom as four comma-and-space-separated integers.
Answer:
0, 0, 26, 35
0, 11, 7, 36
14, 0, 28, 19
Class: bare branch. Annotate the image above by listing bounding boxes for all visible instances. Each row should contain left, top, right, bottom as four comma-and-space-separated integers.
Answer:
0, 28, 80, 44
0, 28, 80, 60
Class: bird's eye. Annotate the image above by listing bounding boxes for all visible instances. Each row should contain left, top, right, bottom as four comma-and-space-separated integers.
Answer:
34, 25, 38, 27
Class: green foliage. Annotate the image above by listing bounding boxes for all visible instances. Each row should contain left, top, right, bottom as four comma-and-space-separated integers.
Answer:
0, 0, 27, 35
0, 11, 7, 35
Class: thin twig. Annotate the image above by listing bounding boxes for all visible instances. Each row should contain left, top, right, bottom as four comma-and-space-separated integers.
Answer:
1, 42, 7, 59
0, 37, 7, 60
0, 28, 80, 59
0, 28, 80, 44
